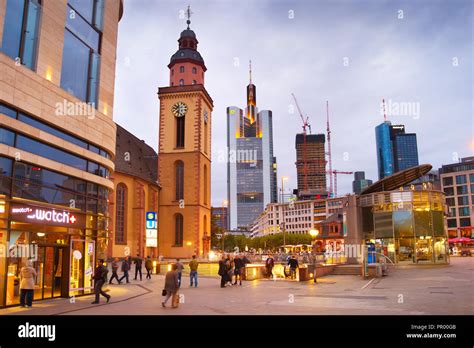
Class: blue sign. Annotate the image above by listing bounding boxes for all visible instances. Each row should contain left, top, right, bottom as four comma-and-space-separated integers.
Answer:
146, 212, 157, 221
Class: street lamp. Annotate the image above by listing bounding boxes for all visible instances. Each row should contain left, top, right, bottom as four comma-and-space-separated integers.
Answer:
222, 199, 228, 253
308, 229, 319, 283
281, 176, 288, 203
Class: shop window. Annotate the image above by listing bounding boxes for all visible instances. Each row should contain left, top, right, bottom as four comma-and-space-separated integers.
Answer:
115, 183, 127, 244
174, 213, 183, 246
393, 211, 414, 238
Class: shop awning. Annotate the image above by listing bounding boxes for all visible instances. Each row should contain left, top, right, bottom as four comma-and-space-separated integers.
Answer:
448, 237, 474, 244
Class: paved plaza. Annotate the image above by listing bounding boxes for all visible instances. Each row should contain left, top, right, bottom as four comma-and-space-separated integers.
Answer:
1, 258, 472, 316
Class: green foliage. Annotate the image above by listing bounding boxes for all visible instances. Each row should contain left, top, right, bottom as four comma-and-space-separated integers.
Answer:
218, 232, 313, 252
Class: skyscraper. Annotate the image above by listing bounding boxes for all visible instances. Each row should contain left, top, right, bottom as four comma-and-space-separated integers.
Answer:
375, 121, 419, 179
157, 9, 213, 258
227, 62, 277, 230
295, 133, 327, 197
352, 171, 373, 194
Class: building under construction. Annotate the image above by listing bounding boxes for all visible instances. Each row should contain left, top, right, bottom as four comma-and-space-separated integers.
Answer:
295, 133, 327, 199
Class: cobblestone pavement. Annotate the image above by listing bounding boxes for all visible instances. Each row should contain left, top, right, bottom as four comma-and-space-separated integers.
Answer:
1, 257, 472, 315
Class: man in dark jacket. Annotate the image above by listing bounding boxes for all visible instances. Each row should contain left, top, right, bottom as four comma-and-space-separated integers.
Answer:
233, 255, 244, 285
218, 256, 227, 288
145, 256, 153, 280
134, 254, 143, 281
119, 256, 131, 284
288, 255, 299, 280
109, 257, 120, 284
91, 259, 110, 304
265, 254, 275, 279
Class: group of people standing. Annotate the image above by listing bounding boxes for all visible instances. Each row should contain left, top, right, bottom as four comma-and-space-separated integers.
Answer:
218, 254, 250, 288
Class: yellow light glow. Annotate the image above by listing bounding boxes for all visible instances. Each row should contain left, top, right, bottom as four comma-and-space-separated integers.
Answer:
309, 229, 319, 237
103, 262, 107, 266
103, 103, 108, 116
282, 176, 289, 181
223, 200, 228, 207
252, 268, 257, 277
309, 273, 314, 278
45, 67, 53, 81
0, 203, 4, 214
153, 261, 157, 266
167, 264, 172, 271
186, 241, 192, 246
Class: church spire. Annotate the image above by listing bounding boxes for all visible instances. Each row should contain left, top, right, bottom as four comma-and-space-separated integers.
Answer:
186, 5, 193, 29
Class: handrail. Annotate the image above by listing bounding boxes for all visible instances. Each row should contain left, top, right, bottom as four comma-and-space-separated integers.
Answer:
369, 252, 395, 265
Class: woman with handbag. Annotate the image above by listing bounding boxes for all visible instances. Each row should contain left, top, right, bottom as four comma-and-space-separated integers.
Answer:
162, 264, 179, 308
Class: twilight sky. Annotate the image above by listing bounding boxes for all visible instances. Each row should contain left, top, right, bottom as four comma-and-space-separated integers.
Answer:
113, 0, 473, 206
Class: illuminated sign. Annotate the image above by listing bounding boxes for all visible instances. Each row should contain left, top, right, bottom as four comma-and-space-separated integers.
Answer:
145, 212, 158, 247
10, 203, 85, 228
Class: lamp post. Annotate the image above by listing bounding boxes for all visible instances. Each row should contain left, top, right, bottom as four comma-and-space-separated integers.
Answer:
221, 200, 228, 253
281, 176, 288, 203
309, 229, 319, 283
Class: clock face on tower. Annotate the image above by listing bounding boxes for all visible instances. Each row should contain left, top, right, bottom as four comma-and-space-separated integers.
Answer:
172, 102, 188, 117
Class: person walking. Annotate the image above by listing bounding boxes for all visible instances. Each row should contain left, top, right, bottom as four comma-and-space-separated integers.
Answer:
91, 259, 110, 304
145, 256, 153, 280
288, 255, 299, 280
233, 255, 244, 286
175, 258, 184, 287
118, 256, 130, 284
218, 256, 227, 288
189, 255, 199, 287
134, 254, 143, 281
265, 254, 275, 279
109, 257, 120, 284
225, 255, 233, 286
19, 260, 37, 308
162, 264, 179, 308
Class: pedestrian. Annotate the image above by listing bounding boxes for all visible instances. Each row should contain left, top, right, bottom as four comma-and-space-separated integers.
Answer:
175, 258, 184, 287
19, 260, 36, 308
162, 264, 179, 308
288, 255, 299, 280
189, 255, 199, 287
134, 254, 143, 281
119, 256, 130, 284
109, 257, 120, 284
225, 255, 233, 286
218, 256, 227, 288
91, 259, 110, 304
233, 255, 244, 285
265, 254, 275, 279
145, 256, 153, 280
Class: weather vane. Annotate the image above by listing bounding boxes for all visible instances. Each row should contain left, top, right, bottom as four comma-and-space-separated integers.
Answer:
186, 5, 193, 29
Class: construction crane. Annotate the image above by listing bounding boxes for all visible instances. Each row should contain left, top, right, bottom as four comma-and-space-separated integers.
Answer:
291, 93, 311, 191
329, 170, 353, 197
326, 101, 334, 196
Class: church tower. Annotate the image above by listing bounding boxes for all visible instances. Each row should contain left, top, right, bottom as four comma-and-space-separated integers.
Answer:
158, 7, 213, 258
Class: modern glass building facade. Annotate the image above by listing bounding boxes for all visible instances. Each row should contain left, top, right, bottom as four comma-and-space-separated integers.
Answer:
0, 0, 123, 307
375, 121, 419, 180
227, 69, 278, 230
359, 189, 449, 264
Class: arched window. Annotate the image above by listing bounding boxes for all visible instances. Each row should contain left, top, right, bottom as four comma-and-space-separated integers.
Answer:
204, 117, 208, 154
115, 183, 127, 244
176, 112, 185, 148
192, 80, 196, 85
192, 67, 197, 74
174, 213, 184, 246
179, 66, 184, 73
203, 164, 208, 205
203, 215, 208, 235
175, 160, 184, 200
179, 79, 184, 86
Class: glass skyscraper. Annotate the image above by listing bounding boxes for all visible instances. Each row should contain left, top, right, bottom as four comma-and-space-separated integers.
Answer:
227, 65, 278, 230
375, 121, 419, 180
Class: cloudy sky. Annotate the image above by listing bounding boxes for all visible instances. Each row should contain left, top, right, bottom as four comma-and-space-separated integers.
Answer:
113, 0, 473, 206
